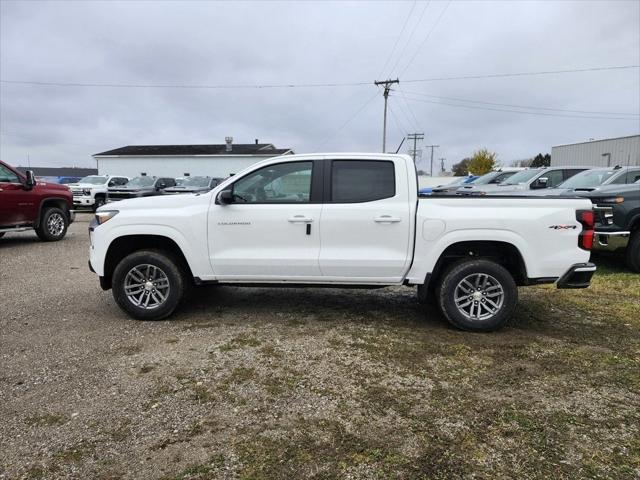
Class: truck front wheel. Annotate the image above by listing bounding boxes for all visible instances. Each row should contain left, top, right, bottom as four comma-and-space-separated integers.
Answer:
112, 250, 185, 320
35, 207, 68, 241
625, 230, 640, 272
93, 196, 105, 212
437, 259, 517, 332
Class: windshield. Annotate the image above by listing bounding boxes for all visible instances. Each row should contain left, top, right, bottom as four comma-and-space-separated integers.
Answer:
500, 169, 541, 185
443, 177, 467, 187
559, 169, 617, 189
126, 176, 155, 187
181, 176, 211, 187
472, 172, 502, 185
78, 176, 107, 185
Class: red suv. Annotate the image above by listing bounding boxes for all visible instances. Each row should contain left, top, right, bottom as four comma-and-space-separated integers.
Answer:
0, 160, 75, 241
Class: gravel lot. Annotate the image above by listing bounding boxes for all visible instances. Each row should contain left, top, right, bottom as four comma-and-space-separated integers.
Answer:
1, 214, 639, 479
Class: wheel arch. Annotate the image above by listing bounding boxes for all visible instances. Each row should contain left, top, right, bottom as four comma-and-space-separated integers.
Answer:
426, 240, 528, 290
102, 234, 194, 290
37, 197, 71, 224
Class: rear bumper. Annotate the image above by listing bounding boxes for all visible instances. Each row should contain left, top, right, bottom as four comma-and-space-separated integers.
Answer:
556, 262, 596, 289
593, 231, 630, 252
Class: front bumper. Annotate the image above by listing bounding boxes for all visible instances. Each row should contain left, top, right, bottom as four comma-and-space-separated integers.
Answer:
73, 195, 95, 206
593, 231, 630, 252
556, 262, 596, 289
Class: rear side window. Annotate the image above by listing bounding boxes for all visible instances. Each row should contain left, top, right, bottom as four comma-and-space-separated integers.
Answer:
331, 160, 395, 203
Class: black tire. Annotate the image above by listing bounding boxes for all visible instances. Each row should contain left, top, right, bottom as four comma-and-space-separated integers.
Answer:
112, 250, 185, 320
625, 230, 640, 273
92, 196, 106, 212
35, 207, 68, 241
0, 232, 4, 238
436, 259, 517, 332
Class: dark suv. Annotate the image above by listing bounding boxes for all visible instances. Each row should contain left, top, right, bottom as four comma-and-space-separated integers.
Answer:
0, 160, 74, 241
107, 176, 176, 202
586, 180, 640, 272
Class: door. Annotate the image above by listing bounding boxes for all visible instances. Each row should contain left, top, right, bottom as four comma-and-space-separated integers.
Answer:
208, 160, 322, 280
318, 159, 412, 282
0, 164, 33, 226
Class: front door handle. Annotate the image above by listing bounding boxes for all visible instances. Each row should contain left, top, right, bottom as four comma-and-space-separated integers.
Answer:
374, 215, 401, 223
288, 215, 313, 223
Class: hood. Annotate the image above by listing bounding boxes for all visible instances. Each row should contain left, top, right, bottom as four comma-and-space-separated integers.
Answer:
164, 186, 209, 193
466, 183, 526, 194
69, 182, 105, 188
108, 186, 148, 192
37, 181, 71, 192
97, 191, 207, 211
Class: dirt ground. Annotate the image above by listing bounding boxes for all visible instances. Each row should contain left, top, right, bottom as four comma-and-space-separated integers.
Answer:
1, 214, 639, 480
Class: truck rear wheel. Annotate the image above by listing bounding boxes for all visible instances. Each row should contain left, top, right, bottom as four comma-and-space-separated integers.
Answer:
437, 259, 517, 332
112, 250, 185, 320
625, 230, 640, 273
35, 207, 68, 241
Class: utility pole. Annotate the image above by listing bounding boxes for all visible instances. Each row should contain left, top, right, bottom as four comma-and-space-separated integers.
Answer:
374, 78, 399, 153
425, 145, 439, 176
407, 133, 424, 165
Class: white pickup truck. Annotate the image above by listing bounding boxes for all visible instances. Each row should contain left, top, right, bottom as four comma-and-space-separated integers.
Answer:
70, 175, 129, 211
88, 153, 596, 331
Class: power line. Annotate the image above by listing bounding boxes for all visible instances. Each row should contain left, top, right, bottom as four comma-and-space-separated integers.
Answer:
397, 89, 640, 116
403, 65, 640, 83
377, 0, 417, 79
386, 1, 431, 77
398, 93, 638, 120
398, 0, 452, 77
316, 90, 379, 149
1, 65, 637, 90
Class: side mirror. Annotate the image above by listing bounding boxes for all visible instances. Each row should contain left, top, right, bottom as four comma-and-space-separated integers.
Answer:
25, 170, 36, 190
157, 182, 166, 189
217, 188, 233, 205
532, 177, 548, 189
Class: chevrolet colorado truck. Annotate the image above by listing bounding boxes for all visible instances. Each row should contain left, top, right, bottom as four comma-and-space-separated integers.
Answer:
0, 160, 74, 241
88, 153, 596, 331
69, 175, 129, 211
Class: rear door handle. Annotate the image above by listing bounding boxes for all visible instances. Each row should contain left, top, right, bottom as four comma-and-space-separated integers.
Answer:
288, 215, 313, 223
374, 215, 401, 223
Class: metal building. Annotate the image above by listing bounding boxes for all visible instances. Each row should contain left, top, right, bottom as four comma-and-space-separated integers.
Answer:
93, 138, 293, 178
551, 135, 640, 167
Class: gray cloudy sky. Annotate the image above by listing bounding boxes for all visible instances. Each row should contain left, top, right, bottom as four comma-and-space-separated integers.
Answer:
1, 0, 639, 171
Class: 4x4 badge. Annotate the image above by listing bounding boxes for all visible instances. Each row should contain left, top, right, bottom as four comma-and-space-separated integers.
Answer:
548, 225, 577, 230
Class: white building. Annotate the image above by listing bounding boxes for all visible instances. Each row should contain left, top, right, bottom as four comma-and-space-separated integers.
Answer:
93, 138, 293, 178
551, 135, 640, 167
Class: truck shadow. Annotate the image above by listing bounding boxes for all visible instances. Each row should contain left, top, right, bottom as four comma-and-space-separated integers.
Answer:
179, 284, 452, 330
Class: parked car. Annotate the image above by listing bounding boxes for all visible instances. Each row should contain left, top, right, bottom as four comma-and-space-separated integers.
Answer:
89, 153, 596, 332
107, 176, 176, 202
584, 180, 640, 272
163, 176, 223, 194
58, 176, 82, 185
69, 175, 129, 211
429, 175, 480, 194
0, 160, 74, 241
463, 166, 590, 195
455, 169, 522, 195
549, 166, 640, 193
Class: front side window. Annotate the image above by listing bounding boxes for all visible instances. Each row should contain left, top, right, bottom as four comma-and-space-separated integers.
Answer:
545, 170, 564, 187
0, 164, 20, 183
233, 161, 313, 203
331, 160, 395, 203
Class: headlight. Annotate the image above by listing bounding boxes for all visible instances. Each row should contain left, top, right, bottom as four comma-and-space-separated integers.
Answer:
599, 196, 624, 204
83, 188, 92, 195
95, 210, 119, 225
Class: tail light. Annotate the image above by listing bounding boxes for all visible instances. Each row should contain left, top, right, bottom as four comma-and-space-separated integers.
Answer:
576, 209, 594, 250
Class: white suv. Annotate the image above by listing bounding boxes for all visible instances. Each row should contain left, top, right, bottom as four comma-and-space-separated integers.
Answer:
70, 175, 129, 211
